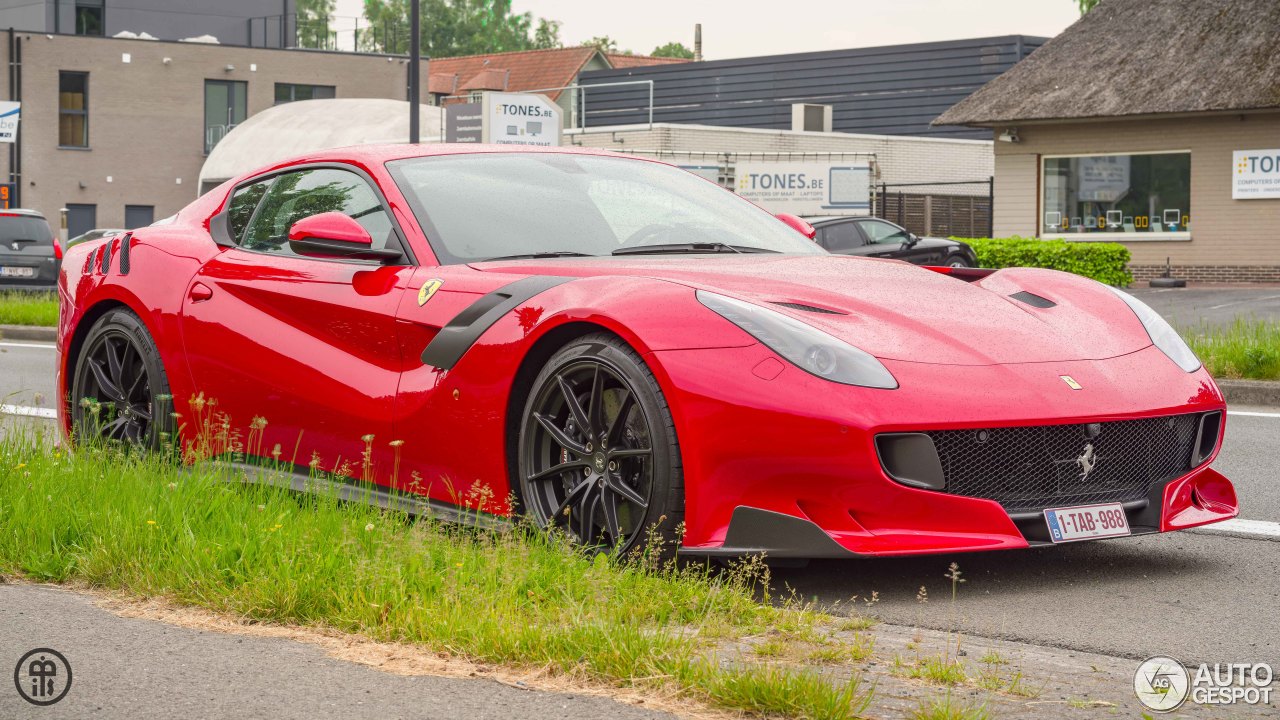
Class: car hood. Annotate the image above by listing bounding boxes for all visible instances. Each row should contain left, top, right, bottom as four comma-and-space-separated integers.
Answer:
470, 254, 1149, 366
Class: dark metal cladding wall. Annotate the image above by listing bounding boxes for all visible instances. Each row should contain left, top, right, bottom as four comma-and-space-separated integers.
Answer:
578, 36, 1045, 140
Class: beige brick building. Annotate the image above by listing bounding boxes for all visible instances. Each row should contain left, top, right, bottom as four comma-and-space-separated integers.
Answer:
1, 31, 426, 235
936, 0, 1280, 283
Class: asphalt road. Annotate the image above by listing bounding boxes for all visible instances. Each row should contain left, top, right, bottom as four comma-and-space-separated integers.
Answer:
0, 583, 671, 720
1130, 286, 1280, 329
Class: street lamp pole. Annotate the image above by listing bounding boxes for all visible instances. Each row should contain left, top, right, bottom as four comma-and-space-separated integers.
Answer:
409, 0, 420, 144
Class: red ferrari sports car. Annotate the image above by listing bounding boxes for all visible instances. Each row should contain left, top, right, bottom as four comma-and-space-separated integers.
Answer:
56, 144, 1237, 558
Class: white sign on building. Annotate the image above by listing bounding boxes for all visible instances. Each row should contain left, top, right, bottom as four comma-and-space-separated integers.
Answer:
481, 92, 562, 146
0, 102, 20, 143
1233, 149, 1280, 199
735, 162, 871, 215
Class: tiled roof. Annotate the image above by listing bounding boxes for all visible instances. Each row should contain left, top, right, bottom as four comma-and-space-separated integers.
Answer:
428, 47, 692, 101
604, 53, 690, 69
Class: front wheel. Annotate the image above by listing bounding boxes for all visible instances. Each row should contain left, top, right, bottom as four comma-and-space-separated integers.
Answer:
517, 333, 684, 555
70, 308, 173, 448
946, 256, 972, 268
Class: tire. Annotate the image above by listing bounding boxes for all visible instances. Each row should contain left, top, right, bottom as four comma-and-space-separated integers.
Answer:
946, 256, 971, 268
70, 307, 173, 449
517, 333, 684, 556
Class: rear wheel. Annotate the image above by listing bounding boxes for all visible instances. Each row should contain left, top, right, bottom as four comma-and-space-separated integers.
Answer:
517, 333, 683, 555
946, 256, 971, 268
71, 308, 172, 448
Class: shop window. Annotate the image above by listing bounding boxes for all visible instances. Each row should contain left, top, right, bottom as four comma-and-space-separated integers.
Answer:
1042, 152, 1190, 235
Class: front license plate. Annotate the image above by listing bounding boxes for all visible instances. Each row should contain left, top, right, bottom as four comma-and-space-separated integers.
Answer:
0, 266, 35, 278
1044, 502, 1131, 543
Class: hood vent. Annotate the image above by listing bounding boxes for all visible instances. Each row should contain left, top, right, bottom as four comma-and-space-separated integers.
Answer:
772, 301, 845, 315
1009, 291, 1056, 309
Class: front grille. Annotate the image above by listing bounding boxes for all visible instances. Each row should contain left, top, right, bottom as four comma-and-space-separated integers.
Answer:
925, 414, 1199, 512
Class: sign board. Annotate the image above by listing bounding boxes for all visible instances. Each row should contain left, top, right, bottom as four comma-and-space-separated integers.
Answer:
0, 183, 12, 209
481, 92, 562, 146
444, 102, 482, 143
735, 162, 871, 215
1076, 155, 1130, 202
0, 101, 19, 143
1233, 149, 1280, 199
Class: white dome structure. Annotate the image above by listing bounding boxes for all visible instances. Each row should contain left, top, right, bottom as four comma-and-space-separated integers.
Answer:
199, 98, 444, 188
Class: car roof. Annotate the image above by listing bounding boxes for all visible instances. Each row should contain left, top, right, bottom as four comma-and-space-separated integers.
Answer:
0, 208, 47, 219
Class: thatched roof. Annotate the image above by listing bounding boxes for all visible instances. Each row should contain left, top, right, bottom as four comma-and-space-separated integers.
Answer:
935, 0, 1280, 126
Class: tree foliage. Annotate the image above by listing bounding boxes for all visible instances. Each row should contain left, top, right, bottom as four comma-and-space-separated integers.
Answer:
651, 41, 693, 59
359, 0, 560, 56
581, 35, 628, 54
1076, 0, 1101, 14
296, 0, 337, 49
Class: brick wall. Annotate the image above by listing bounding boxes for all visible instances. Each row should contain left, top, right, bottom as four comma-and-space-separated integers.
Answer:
1131, 265, 1280, 284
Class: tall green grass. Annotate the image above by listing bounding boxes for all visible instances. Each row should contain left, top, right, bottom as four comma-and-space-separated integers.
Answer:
1183, 320, 1280, 381
0, 290, 58, 327
0, 427, 871, 719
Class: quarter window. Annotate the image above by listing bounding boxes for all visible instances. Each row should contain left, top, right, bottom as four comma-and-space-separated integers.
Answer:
227, 179, 271, 241
1042, 152, 1191, 234
240, 168, 394, 258
58, 71, 89, 148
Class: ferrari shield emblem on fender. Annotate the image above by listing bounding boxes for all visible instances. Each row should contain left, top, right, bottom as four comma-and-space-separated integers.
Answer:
1060, 375, 1082, 390
417, 278, 444, 306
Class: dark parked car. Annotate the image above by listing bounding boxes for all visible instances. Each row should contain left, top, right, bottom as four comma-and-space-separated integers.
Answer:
0, 209, 60, 290
804, 216, 978, 267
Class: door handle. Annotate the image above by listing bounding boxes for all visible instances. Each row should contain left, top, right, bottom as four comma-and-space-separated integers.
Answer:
188, 281, 213, 303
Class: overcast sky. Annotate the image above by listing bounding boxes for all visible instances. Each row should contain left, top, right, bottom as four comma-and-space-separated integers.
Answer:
331, 0, 1081, 59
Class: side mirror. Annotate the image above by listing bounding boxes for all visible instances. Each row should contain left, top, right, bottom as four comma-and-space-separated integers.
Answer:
288, 212, 402, 262
904, 232, 920, 247
775, 213, 816, 240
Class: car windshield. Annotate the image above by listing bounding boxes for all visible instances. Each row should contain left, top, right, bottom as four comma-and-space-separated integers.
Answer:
387, 153, 827, 264
0, 215, 52, 244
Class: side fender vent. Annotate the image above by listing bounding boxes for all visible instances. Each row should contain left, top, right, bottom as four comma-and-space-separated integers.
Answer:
100, 239, 114, 275
771, 302, 845, 315
118, 232, 134, 275
1009, 291, 1056, 309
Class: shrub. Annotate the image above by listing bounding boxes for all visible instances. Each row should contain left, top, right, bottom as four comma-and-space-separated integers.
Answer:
953, 236, 1133, 287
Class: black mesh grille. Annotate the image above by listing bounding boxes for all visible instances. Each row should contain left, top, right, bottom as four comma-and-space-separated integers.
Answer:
924, 414, 1199, 512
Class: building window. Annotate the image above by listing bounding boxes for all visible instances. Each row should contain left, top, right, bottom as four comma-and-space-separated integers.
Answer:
204, 79, 247, 154
75, 0, 104, 36
274, 83, 336, 105
1042, 152, 1191, 236
58, 71, 89, 148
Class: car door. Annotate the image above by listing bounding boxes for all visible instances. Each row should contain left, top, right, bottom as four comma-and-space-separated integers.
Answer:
815, 219, 871, 256
180, 165, 415, 482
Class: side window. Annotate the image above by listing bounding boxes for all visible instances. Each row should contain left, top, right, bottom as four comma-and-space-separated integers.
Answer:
821, 221, 865, 251
227, 179, 271, 242
858, 220, 911, 244
241, 168, 394, 257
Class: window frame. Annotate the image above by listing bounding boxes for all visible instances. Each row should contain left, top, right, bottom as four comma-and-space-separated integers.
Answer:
57, 70, 90, 149
1038, 149, 1193, 243
74, 0, 104, 36
273, 82, 337, 105
215, 161, 416, 266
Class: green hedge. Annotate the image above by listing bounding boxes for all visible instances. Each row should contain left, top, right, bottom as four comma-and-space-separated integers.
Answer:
952, 236, 1133, 287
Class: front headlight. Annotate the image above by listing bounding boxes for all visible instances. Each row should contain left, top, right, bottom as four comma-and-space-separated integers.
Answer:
697, 291, 898, 389
1107, 287, 1201, 372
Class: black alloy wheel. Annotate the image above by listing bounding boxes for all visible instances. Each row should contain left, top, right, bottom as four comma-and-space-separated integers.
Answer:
71, 308, 172, 447
518, 334, 683, 554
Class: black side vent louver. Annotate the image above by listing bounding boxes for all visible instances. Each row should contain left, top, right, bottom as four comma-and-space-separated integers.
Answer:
118, 233, 134, 275
1009, 291, 1056, 309
772, 302, 844, 315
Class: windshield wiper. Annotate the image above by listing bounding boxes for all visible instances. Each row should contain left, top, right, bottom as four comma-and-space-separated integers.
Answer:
612, 243, 775, 256
480, 251, 596, 261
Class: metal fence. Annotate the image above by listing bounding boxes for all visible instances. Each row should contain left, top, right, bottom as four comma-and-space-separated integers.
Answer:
874, 179, 993, 238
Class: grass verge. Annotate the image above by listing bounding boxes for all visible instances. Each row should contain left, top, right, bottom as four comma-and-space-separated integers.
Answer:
1182, 319, 1280, 381
0, 426, 871, 720
0, 290, 58, 327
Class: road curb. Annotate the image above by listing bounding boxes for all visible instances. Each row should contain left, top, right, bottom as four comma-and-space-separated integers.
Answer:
1218, 378, 1280, 407
0, 324, 56, 343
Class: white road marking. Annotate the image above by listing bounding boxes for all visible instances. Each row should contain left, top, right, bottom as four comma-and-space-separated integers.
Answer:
1228, 410, 1280, 419
0, 341, 55, 350
1188, 518, 1280, 540
0, 405, 56, 419
1207, 294, 1280, 310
